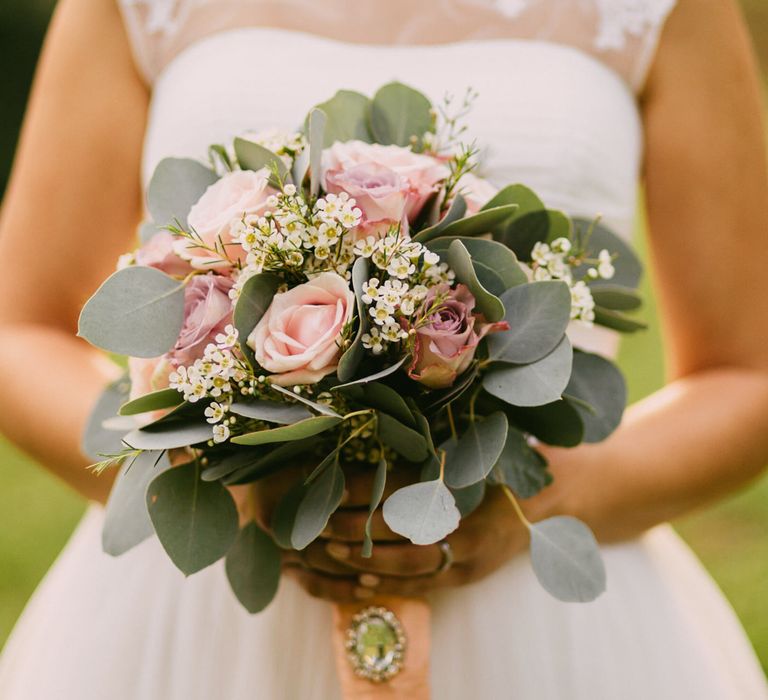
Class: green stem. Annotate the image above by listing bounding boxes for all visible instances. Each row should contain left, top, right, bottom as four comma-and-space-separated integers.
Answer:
502, 485, 532, 530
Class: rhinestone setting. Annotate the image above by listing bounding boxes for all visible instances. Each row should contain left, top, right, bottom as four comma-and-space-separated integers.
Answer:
345, 606, 406, 682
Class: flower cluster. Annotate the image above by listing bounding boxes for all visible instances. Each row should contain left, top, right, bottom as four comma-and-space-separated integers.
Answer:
531, 238, 615, 324
238, 128, 306, 168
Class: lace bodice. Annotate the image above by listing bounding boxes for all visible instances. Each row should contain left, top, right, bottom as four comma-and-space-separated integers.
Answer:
119, 0, 676, 92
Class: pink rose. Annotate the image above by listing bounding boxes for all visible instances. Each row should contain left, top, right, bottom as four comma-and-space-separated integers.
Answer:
457, 173, 498, 215
325, 163, 408, 234
135, 231, 192, 276
169, 273, 234, 365
408, 284, 508, 389
175, 169, 275, 269
321, 141, 449, 222
128, 356, 172, 425
247, 272, 354, 386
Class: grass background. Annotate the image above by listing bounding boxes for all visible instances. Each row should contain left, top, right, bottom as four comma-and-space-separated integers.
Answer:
0, 0, 767, 671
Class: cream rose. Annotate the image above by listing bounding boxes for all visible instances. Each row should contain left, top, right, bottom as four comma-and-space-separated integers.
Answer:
175, 169, 275, 269
246, 272, 354, 386
135, 231, 192, 276
321, 141, 450, 222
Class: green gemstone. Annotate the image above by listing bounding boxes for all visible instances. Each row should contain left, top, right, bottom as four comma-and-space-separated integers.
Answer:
352, 615, 399, 674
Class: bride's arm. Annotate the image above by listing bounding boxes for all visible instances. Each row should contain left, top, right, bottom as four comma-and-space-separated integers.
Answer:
298, 0, 768, 600
0, 0, 148, 502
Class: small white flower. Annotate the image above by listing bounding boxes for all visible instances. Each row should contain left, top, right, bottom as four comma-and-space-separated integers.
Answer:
597, 249, 615, 280
204, 401, 228, 424
212, 423, 231, 443
354, 236, 377, 258
215, 325, 239, 349
362, 278, 380, 304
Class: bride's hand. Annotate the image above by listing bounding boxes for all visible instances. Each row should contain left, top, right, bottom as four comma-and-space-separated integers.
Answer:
261, 465, 532, 603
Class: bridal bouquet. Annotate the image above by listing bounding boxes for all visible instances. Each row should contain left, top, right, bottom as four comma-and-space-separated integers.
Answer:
80, 82, 644, 681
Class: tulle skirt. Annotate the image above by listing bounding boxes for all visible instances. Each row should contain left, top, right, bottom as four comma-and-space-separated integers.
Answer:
0, 505, 765, 699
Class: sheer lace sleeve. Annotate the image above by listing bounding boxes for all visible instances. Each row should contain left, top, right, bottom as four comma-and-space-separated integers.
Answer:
117, 0, 677, 92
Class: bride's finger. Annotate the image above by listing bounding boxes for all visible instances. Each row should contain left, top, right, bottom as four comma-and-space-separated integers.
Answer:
322, 540, 449, 577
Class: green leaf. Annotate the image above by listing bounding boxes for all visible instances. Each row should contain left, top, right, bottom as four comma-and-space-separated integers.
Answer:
308, 107, 326, 197
201, 449, 264, 482
102, 451, 172, 556
337, 257, 370, 382
78, 266, 186, 358
232, 416, 341, 446
504, 399, 584, 448
529, 516, 606, 602
482, 183, 544, 214
223, 438, 318, 485
442, 412, 508, 488
382, 480, 460, 545
233, 137, 289, 184
593, 307, 648, 333
291, 462, 345, 550
564, 350, 627, 442
82, 376, 130, 461
225, 521, 281, 613
333, 356, 408, 389
483, 336, 573, 407
451, 479, 486, 518
489, 427, 551, 498
413, 195, 467, 243
146, 461, 239, 575
271, 482, 309, 548
571, 218, 642, 289
342, 382, 415, 428
590, 285, 642, 311
233, 273, 282, 366
270, 384, 342, 418
426, 236, 528, 289
438, 204, 518, 240
447, 240, 505, 322
377, 412, 428, 463
486, 281, 571, 363
229, 400, 312, 425
123, 422, 214, 450
147, 157, 218, 228
362, 456, 388, 558
544, 210, 573, 242
310, 90, 372, 146
370, 82, 433, 147
119, 388, 183, 416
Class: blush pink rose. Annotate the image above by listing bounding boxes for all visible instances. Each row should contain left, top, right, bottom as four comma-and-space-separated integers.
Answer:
175, 169, 276, 269
457, 173, 498, 215
247, 272, 354, 386
408, 284, 509, 389
325, 162, 408, 234
128, 356, 173, 425
169, 273, 234, 365
321, 141, 449, 222
135, 231, 192, 276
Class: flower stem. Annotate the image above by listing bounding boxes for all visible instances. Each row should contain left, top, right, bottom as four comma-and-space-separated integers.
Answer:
502, 485, 532, 529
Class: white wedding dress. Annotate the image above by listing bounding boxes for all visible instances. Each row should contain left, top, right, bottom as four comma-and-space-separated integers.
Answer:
1, 1, 766, 697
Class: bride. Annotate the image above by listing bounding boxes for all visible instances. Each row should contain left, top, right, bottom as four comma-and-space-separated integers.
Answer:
1, 0, 767, 697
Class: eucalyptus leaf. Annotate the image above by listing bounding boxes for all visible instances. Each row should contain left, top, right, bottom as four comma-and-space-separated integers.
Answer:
447, 240, 505, 322
270, 384, 342, 418
413, 195, 467, 243
343, 382, 415, 428
233, 273, 282, 366
377, 412, 428, 463
529, 516, 606, 602
225, 522, 281, 613
233, 137, 289, 183
291, 462, 345, 550
438, 204, 518, 240
232, 416, 341, 446
308, 108, 326, 197
271, 482, 309, 549
292, 147, 310, 191
486, 281, 571, 363
590, 285, 642, 311
503, 399, 584, 448
483, 336, 573, 407
333, 356, 407, 389
78, 266, 186, 358
139, 222, 158, 244
571, 218, 642, 289
564, 350, 626, 442
82, 376, 130, 461
451, 479, 486, 518
123, 422, 214, 450
489, 427, 551, 498
337, 257, 370, 382
223, 438, 319, 485
382, 480, 460, 545
201, 448, 264, 482
119, 389, 183, 416
146, 157, 218, 228
362, 456, 388, 558
229, 400, 312, 425
427, 236, 528, 289
594, 307, 648, 333
310, 90, 372, 146
442, 412, 508, 488
102, 450, 172, 556
146, 461, 239, 576
370, 82, 432, 147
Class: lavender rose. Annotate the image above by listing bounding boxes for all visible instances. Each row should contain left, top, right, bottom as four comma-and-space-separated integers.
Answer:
169, 273, 234, 365
247, 272, 354, 386
408, 284, 508, 389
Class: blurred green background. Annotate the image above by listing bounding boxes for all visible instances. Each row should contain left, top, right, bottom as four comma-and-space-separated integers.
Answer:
1, 0, 767, 671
